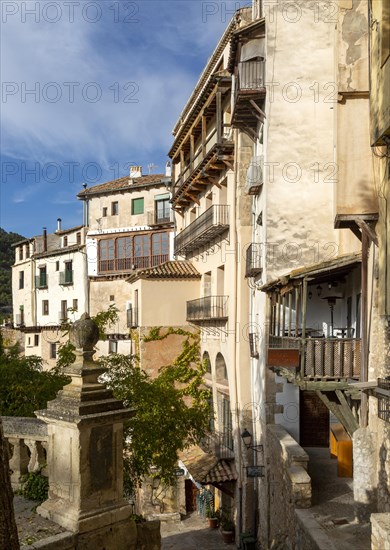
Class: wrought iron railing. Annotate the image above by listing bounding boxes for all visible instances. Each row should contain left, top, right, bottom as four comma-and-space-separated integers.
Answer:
268, 336, 361, 379
174, 205, 229, 257
245, 243, 262, 277
35, 274, 48, 288
187, 295, 228, 322
59, 270, 73, 285
127, 307, 138, 328
200, 429, 234, 459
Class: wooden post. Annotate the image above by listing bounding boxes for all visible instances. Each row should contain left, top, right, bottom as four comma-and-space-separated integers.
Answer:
300, 278, 308, 378
216, 91, 222, 143
294, 286, 299, 337
190, 134, 195, 172
288, 292, 292, 337
276, 293, 281, 336
360, 231, 369, 427
282, 295, 286, 337
202, 116, 207, 158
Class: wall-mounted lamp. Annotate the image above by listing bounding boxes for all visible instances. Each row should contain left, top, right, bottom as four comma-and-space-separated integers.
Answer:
316, 285, 322, 297
241, 429, 263, 452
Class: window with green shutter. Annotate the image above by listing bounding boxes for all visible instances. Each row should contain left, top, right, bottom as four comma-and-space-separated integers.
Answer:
132, 197, 144, 215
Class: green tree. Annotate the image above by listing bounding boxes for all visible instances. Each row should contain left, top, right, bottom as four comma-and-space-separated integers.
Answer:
102, 329, 211, 495
0, 228, 26, 309
0, 335, 69, 417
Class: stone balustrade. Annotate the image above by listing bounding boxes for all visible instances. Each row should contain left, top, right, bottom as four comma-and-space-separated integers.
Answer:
2, 416, 48, 489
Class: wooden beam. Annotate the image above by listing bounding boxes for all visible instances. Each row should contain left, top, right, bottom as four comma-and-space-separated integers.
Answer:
202, 116, 207, 158
360, 231, 369, 427
355, 218, 379, 246
349, 224, 362, 242
222, 159, 234, 171
335, 389, 359, 431
249, 100, 266, 120
187, 193, 200, 205
190, 134, 194, 172
216, 91, 222, 142
316, 391, 356, 437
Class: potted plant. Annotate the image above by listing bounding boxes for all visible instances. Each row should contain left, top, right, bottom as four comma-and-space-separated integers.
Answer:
220, 512, 235, 543
205, 506, 219, 528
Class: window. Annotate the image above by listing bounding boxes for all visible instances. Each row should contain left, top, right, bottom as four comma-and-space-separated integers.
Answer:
19, 271, 24, 289
34, 334, 39, 346
109, 295, 115, 301
111, 201, 119, 215
42, 300, 49, 315
63, 236, 68, 247
19, 246, 23, 261
102, 207, 108, 217
98, 232, 169, 273
37, 266, 47, 288
25, 245, 30, 258
56, 261, 59, 271
28, 337, 31, 346
109, 340, 118, 354
132, 197, 144, 215
60, 300, 67, 322
76, 232, 81, 245
73, 299, 78, 311
155, 198, 170, 223
50, 343, 57, 359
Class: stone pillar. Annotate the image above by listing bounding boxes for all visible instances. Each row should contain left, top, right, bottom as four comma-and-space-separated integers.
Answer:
353, 427, 377, 521
35, 314, 137, 549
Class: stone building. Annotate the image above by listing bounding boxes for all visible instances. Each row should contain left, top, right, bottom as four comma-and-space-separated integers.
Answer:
11, 222, 88, 369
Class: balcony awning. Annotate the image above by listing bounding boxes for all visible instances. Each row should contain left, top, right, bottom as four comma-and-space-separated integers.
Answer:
261, 252, 362, 293
178, 445, 237, 486
126, 260, 201, 283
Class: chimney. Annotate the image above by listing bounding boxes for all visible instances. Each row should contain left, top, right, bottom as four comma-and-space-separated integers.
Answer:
57, 218, 62, 232
165, 161, 172, 178
129, 166, 142, 179
43, 228, 47, 252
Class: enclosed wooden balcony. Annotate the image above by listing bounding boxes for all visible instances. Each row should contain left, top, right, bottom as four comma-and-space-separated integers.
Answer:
174, 204, 229, 257
187, 295, 228, 322
231, 61, 266, 138
268, 336, 361, 381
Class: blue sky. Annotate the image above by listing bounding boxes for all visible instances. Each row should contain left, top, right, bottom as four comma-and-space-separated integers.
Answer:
1, 0, 248, 237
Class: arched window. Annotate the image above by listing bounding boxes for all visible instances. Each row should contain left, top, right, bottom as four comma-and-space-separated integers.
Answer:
203, 351, 212, 374
216, 352, 228, 382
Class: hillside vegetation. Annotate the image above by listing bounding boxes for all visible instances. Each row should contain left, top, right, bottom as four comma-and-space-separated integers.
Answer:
0, 228, 26, 308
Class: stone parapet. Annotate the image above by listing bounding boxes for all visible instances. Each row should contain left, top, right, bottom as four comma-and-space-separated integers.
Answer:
371, 513, 390, 550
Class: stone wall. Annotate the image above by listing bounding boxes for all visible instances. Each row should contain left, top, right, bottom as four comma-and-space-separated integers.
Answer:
371, 513, 390, 550
266, 425, 311, 549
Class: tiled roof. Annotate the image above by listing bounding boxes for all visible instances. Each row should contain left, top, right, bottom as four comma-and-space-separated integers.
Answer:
179, 445, 237, 485
78, 174, 169, 197
55, 225, 84, 235
127, 260, 200, 282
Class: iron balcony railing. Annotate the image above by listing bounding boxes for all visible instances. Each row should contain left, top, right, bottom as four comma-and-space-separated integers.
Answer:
245, 243, 262, 278
268, 336, 361, 379
147, 210, 172, 226
187, 295, 228, 322
200, 429, 234, 459
126, 307, 138, 328
174, 205, 229, 257
35, 274, 48, 288
59, 270, 73, 285
237, 61, 265, 91
15, 313, 24, 326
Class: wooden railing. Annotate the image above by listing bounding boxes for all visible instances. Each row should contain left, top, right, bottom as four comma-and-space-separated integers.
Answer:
98, 254, 169, 273
174, 205, 229, 257
237, 61, 265, 91
268, 336, 361, 379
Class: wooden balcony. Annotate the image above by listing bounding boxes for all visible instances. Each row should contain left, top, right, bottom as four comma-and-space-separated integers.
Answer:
187, 295, 228, 323
98, 254, 169, 273
174, 204, 229, 257
268, 336, 361, 382
232, 61, 266, 139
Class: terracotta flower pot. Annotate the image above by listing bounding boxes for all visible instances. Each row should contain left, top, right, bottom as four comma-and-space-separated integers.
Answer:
208, 517, 219, 528
221, 530, 235, 543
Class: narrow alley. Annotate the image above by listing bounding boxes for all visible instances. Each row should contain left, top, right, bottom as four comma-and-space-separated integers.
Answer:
161, 513, 236, 550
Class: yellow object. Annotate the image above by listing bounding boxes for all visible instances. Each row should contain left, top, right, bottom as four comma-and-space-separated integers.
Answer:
330, 423, 353, 478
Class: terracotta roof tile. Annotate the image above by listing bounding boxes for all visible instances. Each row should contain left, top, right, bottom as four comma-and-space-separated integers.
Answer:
127, 260, 200, 282
179, 445, 237, 484
78, 174, 169, 197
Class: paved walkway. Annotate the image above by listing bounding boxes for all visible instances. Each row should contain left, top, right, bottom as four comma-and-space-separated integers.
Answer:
161, 512, 236, 549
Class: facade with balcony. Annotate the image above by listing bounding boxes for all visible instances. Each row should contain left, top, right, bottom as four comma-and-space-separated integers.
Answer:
77, 167, 174, 356
11, 224, 88, 369
168, 6, 256, 535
